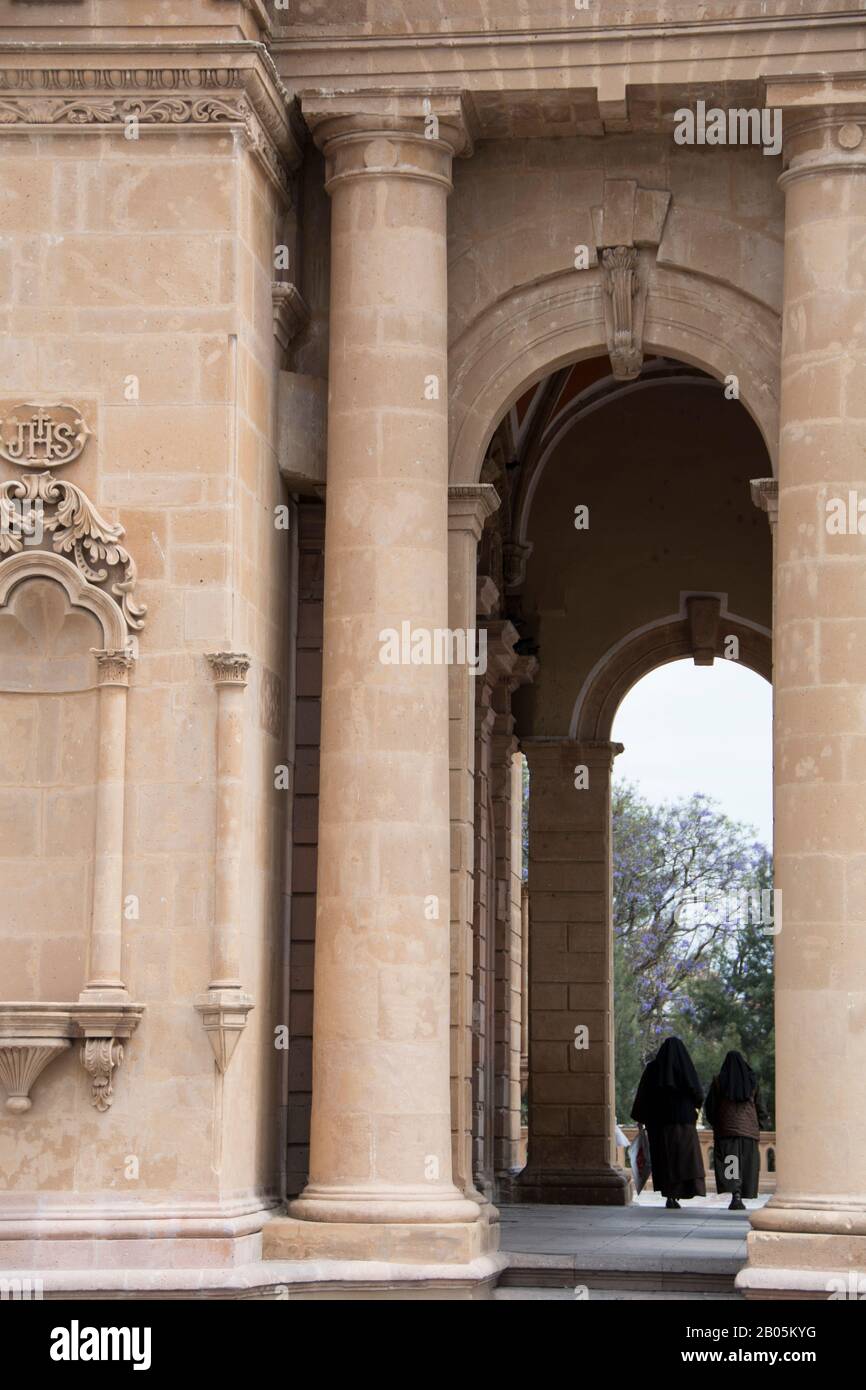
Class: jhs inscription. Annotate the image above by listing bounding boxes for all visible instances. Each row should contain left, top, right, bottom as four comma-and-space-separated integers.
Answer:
0, 403, 90, 469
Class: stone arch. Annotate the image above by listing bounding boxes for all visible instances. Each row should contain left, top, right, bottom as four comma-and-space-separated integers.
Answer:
570, 605, 772, 742
514, 367, 723, 550
0, 550, 128, 654
448, 263, 780, 486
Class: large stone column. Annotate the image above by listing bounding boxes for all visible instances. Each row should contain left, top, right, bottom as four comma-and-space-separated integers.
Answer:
519, 739, 630, 1204
739, 94, 866, 1298
264, 94, 489, 1268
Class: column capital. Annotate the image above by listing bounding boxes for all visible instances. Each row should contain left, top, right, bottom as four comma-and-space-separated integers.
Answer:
301, 89, 477, 192
91, 649, 134, 687
521, 737, 624, 773
448, 483, 500, 541
206, 652, 251, 687
751, 477, 779, 533
766, 81, 866, 188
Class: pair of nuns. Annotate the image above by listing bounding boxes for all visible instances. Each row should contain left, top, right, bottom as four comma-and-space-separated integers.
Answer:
631, 1038, 769, 1209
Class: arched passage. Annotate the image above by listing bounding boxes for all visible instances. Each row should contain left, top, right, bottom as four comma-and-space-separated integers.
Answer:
454, 320, 776, 1204
448, 263, 780, 487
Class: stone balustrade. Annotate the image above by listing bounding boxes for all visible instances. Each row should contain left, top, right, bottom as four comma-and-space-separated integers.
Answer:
618, 1126, 777, 1194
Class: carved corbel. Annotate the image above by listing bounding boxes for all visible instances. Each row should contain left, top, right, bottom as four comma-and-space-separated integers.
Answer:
503, 541, 533, 593
751, 477, 779, 534
0, 1003, 143, 1113
601, 247, 644, 381
73, 1002, 144, 1110
592, 181, 670, 382
686, 595, 722, 666
272, 282, 310, 353
80, 1038, 124, 1113
0, 1041, 71, 1114
195, 989, 255, 1074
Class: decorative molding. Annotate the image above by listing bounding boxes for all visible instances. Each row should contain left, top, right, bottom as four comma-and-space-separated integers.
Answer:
0, 66, 302, 198
272, 282, 310, 352
194, 989, 255, 1074
569, 595, 772, 740
0, 1003, 143, 1114
601, 246, 643, 381
0, 402, 90, 469
0, 549, 130, 653
206, 651, 251, 685
0, 472, 146, 632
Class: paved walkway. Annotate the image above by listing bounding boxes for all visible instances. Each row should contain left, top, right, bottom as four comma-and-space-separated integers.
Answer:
496, 1194, 768, 1298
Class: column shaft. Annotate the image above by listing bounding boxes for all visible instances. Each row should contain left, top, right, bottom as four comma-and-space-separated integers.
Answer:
742, 102, 866, 1297
519, 739, 630, 1204
269, 100, 484, 1255
81, 652, 132, 1000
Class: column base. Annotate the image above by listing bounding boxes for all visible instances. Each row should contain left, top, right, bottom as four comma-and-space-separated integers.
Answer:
736, 1197, 866, 1300
516, 1165, 633, 1205
263, 1209, 499, 1265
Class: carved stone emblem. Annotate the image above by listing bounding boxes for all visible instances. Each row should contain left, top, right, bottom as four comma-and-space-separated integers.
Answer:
0, 403, 90, 469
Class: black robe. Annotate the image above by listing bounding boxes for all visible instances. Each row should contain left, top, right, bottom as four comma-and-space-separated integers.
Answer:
631, 1038, 707, 1199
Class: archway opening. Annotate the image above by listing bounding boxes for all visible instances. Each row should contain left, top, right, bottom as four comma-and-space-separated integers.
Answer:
610, 658, 774, 1206
468, 342, 774, 1209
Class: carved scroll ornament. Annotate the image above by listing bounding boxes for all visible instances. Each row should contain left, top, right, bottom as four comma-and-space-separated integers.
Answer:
0, 472, 146, 632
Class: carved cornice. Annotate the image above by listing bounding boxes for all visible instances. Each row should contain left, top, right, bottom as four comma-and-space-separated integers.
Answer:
0, 472, 146, 632
0, 66, 301, 198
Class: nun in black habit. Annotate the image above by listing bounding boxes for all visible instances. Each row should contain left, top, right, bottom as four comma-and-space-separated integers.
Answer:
704, 1050, 770, 1209
631, 1037, 707, 1208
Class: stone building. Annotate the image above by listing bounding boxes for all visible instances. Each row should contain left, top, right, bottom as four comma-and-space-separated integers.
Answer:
0, 0, 863, 1300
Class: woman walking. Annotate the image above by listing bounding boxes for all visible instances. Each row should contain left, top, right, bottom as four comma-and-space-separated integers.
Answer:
631, 1037, 707, 1208
704, 1050, 769, 1210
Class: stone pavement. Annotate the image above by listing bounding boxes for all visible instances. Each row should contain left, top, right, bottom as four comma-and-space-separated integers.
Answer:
496, 1195, 768, 1298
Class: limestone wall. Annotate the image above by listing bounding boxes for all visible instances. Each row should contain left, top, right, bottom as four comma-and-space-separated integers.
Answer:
0, 89, 290, 1235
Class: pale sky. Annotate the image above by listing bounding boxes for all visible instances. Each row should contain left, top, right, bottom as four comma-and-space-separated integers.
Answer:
611, 658, 773, 847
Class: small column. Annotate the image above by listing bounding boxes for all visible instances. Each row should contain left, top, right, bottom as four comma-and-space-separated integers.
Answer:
447, 484, 499, 1202
196, 652, 254, 1072
519, 738, 630, 1204
80, 649, 134, 1002
265, 93, 486, 1265
75, 647, 143, 1109
739, 95, 866, 1297
491, 657, 536, 1183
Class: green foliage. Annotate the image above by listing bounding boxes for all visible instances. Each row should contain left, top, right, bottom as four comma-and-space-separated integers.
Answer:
612, 781, 775, 1127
